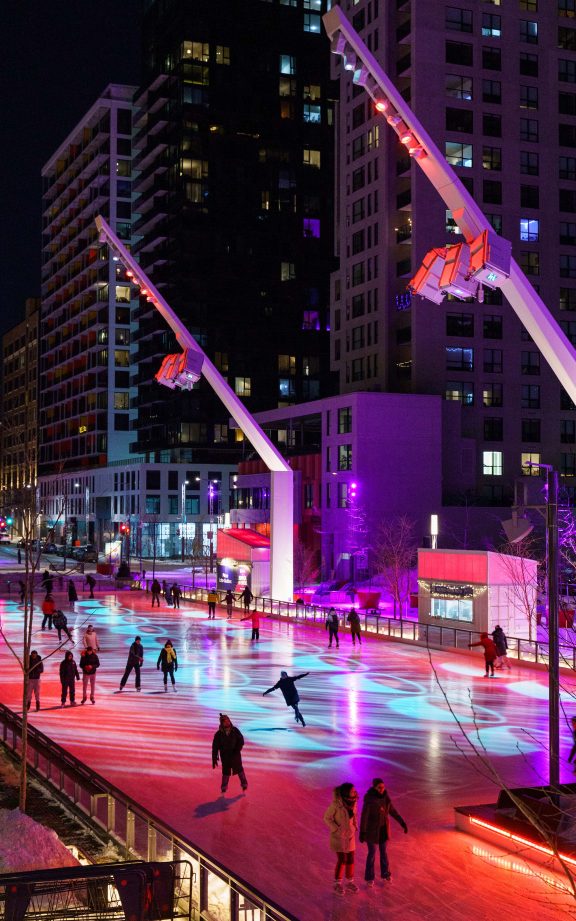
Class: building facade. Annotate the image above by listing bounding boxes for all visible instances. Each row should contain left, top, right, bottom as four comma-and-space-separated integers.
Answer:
331, 0, 576, 505
130, 0, 336, 462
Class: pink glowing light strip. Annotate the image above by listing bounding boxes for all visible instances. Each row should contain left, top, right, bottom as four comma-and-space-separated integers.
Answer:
469, 816, 576, 868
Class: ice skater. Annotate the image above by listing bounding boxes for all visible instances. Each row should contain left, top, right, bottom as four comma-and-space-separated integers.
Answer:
157, 640, 178, 691
59, 650, 80, 706
119, 636, 144, 691
469, 632, 498, 677
80, 646, 100, 704
241, 608, 261, 641
347, 608, 362, 645
53, 609, 72, 643
27, 650, 43, 711
225, 589, 234, 618
207, 588, 218, 618
172, 583, 182, 608
326, 608, 340, 648
359, 777, 407, 886
492, 625, 511, 669
151, 578, 161, 607
41, 593, 55, 630
212, 714, 248, 794
85, 573, 96, 599
568, 716, 576, 770
68, 579, 78, 609
323, 782, 359, 895
263, 670, 309, 726
240, 585, 253, 612
83, 624, 100, 652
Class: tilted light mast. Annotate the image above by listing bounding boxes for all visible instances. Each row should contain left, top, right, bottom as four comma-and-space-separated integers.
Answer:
95, 215, 294, 601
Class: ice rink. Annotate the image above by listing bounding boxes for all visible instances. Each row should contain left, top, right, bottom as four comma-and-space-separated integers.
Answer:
1, 589, 575, 920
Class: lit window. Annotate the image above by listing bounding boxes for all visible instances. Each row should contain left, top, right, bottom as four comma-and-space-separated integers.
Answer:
303, 0, 322, 9
279, 379, 296, 399
235, 377, 252, 397
446, 346, 474, 371
445, 382, 474, 405
114, 393, 130, 410
304, 218, 320, 238
303, 147, 321, 167
304, 13, 321, 33
303, 104, 321, 123
280, 54, 296, 75
431, 598, 473, 622
520, 218, 539, 241
181, 41, 209, 62
521, 452, 541, 475
520, 20, 538, 43
482, 13, 501, 37
215, 46, 230, 65
445, 142, 473, 168
483, 451, 503, 476
337, 482, 349, 509
281, 261, 295, 281
445, 74, 473, 100
278, 354, 296, 374
115, 285, 131, 303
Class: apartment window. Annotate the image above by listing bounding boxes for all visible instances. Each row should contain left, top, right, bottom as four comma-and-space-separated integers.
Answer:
483, 180, 502, 204
303, 104, 321, 123
559, 0, 575, 15
484, 348, 503, 372
483, 382, 503, 407
520, 20, 538, 43
234, 376, 252, 396
522, 452, 542, 475
445, 74, 473, 100
352, 262, 365, 286
446, 8, 473, 32
352, 294, 365, 317
113, 392, 129, 410
303, 13, 321, 32
445, 381, 474, 405
482, 13, 501, 37
561, 287, 576, 311
338, 445, 353, 471
482, 146, 501, 170
446, 313, 474, 336
522, 418, 541, 442
484, 417, 503, 441
522, 384, 540, 409
280, 54, 296, 75
562, 420, 576, 444
145, 496, 161, 515
483, 113, 502, 136
351, 325, 365, 349
280, 261, 295, 281
337, 482, 349, 509
446, 108, 474, 133
483, 315, 502, 338
561, 319, 576, 345
445, 141, 473, 167
560, 59, 576, 83
482, 79, 501, 103
446, 41, 473, 66
338, 406, 352, 434
279, 378, 295, 399
561, 453, 576, 476
559, 27, 576, 51
215, 45, 230, 64
303, 147, 321, 168
560, 92, 576, 116
352, 199, 365, 223
520, 218, 539, 241
520, 52, 538, 77
560, 124, 576, 147
352, 230, 365, 254
520, 118, 539, 142
446, 346, 473, 371
351, 358, 364, 381
352, 166, 365, 192
520, 0, 537, 9
520, 85, 538, 109
521, 150, 539, 175
482, 46, 501, 70
483, 451, 503, 476
521, 350, 540, 374
487, 214, 502, 235
278, 354, 296, 374
561, 255, 576, 278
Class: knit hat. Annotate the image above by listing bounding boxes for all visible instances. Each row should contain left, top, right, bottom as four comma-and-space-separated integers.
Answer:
219, 713, 231, 725
372, 777, 385, 786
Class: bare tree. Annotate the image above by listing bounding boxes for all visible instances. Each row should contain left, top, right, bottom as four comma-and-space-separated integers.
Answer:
495, 536, 542, 644
293, 536, 319, 594
373, 515, 417, 618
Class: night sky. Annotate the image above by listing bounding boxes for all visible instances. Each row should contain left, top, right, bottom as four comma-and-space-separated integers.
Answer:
0, 0, 142, 337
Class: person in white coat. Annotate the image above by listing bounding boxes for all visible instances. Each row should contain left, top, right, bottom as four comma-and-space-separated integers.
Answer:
323, 782, 359, 895
82, 624, 100, 652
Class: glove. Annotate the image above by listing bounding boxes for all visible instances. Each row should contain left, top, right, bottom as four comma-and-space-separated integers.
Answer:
359, 835, 365, 844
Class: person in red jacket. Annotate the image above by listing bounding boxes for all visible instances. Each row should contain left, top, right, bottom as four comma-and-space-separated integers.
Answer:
469, 632, 498, 677
241, 609, 262, 641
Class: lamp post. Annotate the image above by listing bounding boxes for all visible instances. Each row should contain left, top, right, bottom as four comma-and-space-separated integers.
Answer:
181, 479, 189, 562
208, 482, 216, 574
430, 514, 439, 550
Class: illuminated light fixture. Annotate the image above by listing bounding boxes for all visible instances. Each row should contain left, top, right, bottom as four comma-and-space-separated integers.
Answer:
155, 349, 204, 391
126, 270, 134, 279
438, 242, 479, 300
146, 295, 155, 303
386, 113, 402, 127
140, 287, 148, 296
408, 146, 427, 159
344, 50, 357, 71
468, 228, 512, 289
330, 32, 347, 56
374, 99, 388, 113
408, 247, 448, 305
468, 816, 576, 869
400, 129, 414, 145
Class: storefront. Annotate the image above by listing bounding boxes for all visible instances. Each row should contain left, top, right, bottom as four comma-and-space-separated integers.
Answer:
216, 527, 270, 596
417, 549, 536, 639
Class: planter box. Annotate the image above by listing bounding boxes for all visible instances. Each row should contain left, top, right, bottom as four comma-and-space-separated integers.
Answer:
356, 590, 381, 610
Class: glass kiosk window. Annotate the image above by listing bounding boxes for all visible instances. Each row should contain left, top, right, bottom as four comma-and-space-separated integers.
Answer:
431, 598, 473, 622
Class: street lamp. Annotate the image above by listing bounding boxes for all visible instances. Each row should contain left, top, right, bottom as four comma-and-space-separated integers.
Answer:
181, 479, 189, 562
208, 480, 218, 573
430, 514, 439, 550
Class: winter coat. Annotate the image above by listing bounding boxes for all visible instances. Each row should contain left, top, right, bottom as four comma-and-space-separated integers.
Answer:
471, 635, 498, 662
212, 726, 245, 775
326, 613, 339, 631
492, 627, 508, 656
42, 597, 56, 617
172, 585, 182, 600
60, 658, 80, 683
225, 591, 234, 605
265, 673, 309, 706
83, 629, 99, 651
359, 787, 406, 844
52, 610, 68, 629
323, 789, 358, 853
347, 611, 361, 634
240, 587, 253, 604
80, 651, 100, 674
68, 582, 78, 602
242, 611, 260, 628
207, 591, 218, 605
29, 655, 44, 679
126, 641, 144, 667
151, 579, 161, 595
157, 646, 178, 672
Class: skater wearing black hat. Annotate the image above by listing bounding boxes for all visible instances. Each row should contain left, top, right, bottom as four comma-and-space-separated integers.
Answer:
212, 714, 248, 794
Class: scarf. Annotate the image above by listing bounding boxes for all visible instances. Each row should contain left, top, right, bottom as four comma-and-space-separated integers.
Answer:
165, 646, 176, 664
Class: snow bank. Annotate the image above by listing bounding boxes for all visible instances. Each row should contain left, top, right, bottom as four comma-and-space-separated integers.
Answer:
0, 808, 80, 872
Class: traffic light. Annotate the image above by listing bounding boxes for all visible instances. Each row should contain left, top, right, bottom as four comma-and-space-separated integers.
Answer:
119, 522, 130, 536
0, 517, 6, 531
6, 517, 13, 526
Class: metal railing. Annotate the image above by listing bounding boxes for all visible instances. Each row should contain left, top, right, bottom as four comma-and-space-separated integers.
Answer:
0, 703, 298, 921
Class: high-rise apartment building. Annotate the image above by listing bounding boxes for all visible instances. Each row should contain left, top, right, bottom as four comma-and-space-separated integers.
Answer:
39, 84, 138, 477
130, 0, 336, 461
332, 0, 576, 506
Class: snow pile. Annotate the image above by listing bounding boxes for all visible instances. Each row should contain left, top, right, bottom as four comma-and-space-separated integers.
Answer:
0, 808, 80, 872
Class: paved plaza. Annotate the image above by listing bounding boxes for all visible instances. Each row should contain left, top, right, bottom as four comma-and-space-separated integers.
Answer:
1, 586, 575, 920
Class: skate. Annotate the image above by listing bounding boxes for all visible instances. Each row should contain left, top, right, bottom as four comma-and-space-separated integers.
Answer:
345, 882, 359, 894
91, 698, 95, 704
334, 882, 345, 896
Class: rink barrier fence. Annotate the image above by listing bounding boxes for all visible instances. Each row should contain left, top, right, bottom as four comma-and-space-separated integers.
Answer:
0, 702, 298, 921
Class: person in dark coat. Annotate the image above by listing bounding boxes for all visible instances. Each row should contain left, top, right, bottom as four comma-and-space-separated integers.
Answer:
326, 608, 340, 648
59, 651, 80, 706
225, 589, 234, 618
157, 640, 177, 690
240, 586, 253, 612
68, 580, 78, 607
263, 670, 309, 726
347, 608, 362, 645
469, 632, 498, 677
41, 594, 55, 630
41, 570, 53, 596
53, 609, 72, 643
359, 777, 407, 886
151, 578, 161, 607
212, 714, 248, 794
119, 636, 144, 691
85, 573, 96, 599
27, 650, 44, 711
172, 583, 182, 609
492, 625, 511, 670
80, 647, 100, 704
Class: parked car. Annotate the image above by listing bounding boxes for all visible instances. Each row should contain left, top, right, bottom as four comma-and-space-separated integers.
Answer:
41, 542, 58, 554
73, 546, 99, 563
